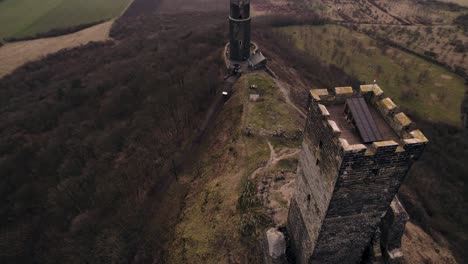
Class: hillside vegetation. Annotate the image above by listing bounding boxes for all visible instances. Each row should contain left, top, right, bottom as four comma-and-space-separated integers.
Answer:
0, 0, 132, 39
270, 20, 467, 262
267, 0, 468, 81
0, 12, 226, 263
277, 24, 466, 126
168, 73, 303, 263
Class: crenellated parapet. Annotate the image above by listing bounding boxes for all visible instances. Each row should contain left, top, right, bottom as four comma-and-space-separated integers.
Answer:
308, 85, 427, 160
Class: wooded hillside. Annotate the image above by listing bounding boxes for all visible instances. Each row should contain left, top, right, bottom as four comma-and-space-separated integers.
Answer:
0, 13, 225, 263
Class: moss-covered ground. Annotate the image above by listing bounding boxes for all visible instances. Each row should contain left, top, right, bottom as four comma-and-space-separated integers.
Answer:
166, 73, 303, 263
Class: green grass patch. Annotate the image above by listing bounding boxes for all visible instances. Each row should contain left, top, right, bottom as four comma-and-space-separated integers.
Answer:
244, 73, 303, 132
243, 136, 271, 174
276, 158, 299, 173
269, 135, 302, 149
237, 177, 272, 262
0, 0, 132, 39
276, 25, 466, 126
169, 182, 238, 263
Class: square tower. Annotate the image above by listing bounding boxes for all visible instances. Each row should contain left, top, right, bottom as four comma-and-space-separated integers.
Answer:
287, 85, 427, 264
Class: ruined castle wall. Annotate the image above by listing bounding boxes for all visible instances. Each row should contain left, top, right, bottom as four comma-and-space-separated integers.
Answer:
287, 198, 313, 264
381, 196, 409, 251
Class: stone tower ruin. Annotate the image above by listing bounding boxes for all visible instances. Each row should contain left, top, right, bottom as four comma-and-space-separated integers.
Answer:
229, 0, 251, 61
287, 85, 427, 264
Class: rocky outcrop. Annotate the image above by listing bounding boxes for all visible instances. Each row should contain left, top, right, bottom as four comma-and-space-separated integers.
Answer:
263, 228, 287, 264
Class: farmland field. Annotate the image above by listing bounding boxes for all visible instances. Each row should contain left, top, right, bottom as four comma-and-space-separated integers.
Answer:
0, 0, 132, 39
277, 25, 466, 126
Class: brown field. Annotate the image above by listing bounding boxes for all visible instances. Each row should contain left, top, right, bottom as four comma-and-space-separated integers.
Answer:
0, 0, 229, 79
0, 21, 113, 78
270, 0, 468, 79
357, 24, 468, 74
268, 0, 466, 25
251, 0, 297, 16
159, 0, 227, 12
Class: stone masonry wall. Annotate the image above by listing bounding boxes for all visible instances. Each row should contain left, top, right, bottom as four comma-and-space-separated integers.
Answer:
287, 85, 427, 264
288, 95, 346, 264
380, 196, 409, 264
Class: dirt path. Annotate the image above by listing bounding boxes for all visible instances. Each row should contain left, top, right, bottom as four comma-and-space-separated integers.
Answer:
245, 71, 304, 180
273, 77, 307, 119
0, 21, 113, 78
194, 76, 238, 145
250, 141, 275, 179
250, 140, 301, 180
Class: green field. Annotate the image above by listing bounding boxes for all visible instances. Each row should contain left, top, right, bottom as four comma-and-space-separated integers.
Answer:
277, 25, 466, 126
0, 0, 132, 39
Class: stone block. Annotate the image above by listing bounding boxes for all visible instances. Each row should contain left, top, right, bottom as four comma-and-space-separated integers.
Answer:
393, 113, 412, 130
335, 86, 354, 96
266, 228, 286, 258
379, 98, 397, 115
327, 120, 341, 135
383, 248, 405, 264
381, 196, 409, 251
318, 104, 330, 117
310, 89, 329, 101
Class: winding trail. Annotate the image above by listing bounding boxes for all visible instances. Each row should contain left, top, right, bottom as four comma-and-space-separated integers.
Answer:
246, 71, 304, 180
272, 78, 307, 119
249, 140, 301, 179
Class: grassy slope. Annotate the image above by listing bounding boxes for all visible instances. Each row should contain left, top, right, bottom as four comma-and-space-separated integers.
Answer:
167, 73, 302, 263
0, 0, 131, 39
277, 24, 466, 126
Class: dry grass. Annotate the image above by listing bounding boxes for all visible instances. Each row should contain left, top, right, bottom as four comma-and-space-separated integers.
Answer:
0, 21, 113, 78
402, 222, 458, 264
358, 24, 468, 76
166, 73, 303, 263
277, 24, 466, 126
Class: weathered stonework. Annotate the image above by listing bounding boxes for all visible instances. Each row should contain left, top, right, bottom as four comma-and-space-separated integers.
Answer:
381, 196, 409, 264
229, 0, 251, 61
287, 85, 427, 264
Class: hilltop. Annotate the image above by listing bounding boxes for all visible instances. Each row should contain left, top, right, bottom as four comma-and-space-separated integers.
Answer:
0, 0, 466, 263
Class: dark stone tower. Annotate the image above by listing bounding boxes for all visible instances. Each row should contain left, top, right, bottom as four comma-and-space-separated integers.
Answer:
287, 85, 427, 264
229, 0, 251, 61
